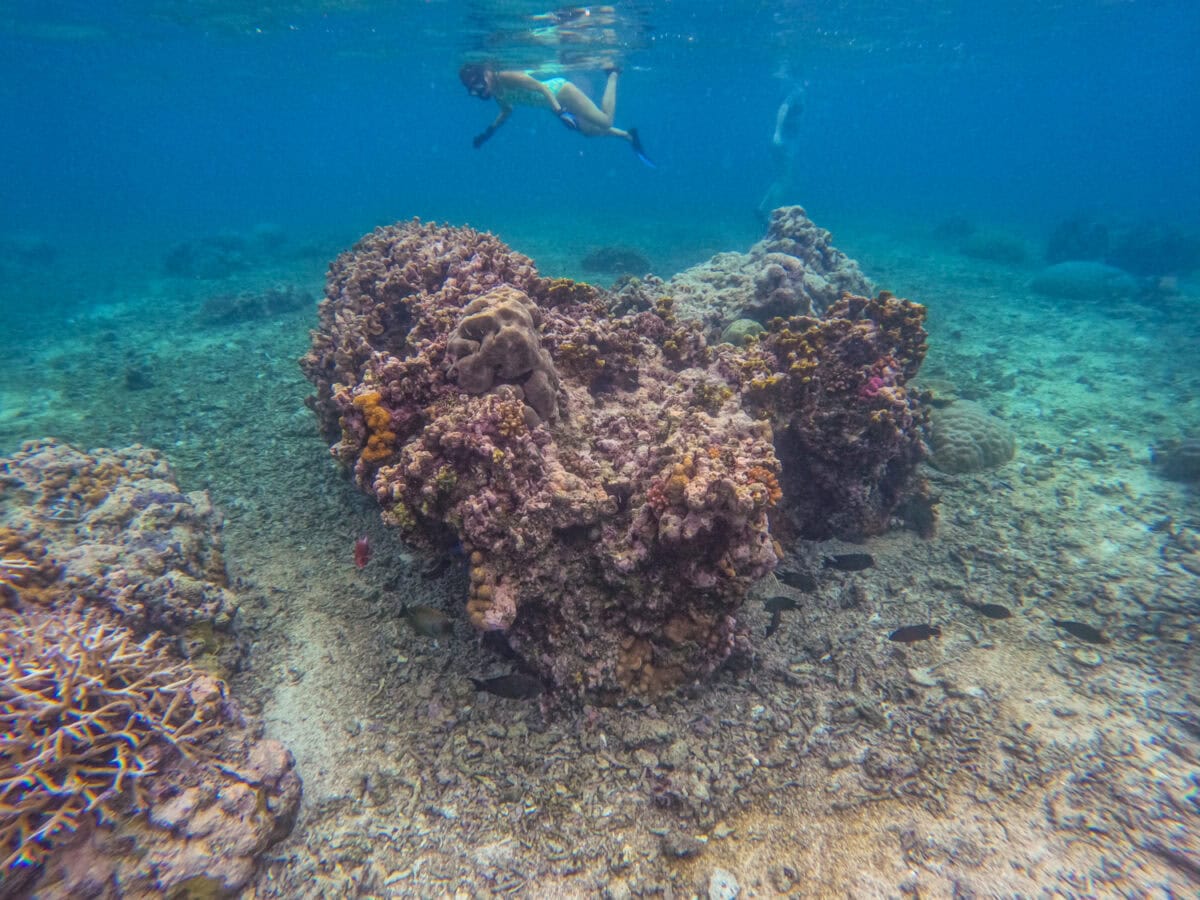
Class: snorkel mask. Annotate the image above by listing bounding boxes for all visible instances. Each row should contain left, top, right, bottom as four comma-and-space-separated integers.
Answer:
460, 64, 492, 99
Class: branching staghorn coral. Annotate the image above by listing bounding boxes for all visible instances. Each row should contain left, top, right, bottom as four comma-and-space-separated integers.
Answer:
1, 603, 226, 873
0, 556, 39, 590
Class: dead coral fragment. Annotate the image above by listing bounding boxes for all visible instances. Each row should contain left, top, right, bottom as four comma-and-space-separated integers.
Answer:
1, 605, 224, 873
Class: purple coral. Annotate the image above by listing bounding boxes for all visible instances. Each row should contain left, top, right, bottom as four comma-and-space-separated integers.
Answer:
731, 292, 929, 539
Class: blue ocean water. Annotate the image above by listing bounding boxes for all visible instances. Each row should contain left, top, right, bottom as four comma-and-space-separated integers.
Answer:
4, 4, 1200, 895
2, 0, 1197, 270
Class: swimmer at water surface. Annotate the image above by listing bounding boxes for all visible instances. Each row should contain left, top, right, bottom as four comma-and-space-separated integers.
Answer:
460, 62, 653, 166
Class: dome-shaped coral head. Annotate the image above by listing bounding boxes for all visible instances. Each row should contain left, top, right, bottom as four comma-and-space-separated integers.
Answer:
460, 63, 494, 99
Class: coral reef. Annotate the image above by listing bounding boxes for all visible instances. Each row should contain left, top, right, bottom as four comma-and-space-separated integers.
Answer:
303, 219, 929, 700
0, 440, 300, 895
1045, 216, 1110, 265
727, 292, 930, 539
958, 230, 1027, 264
653, 206, 872, 331
303, 223, 781, 698
2, 604, 224, 872
164, 233, 252, 280
0, 440, 238, 644
445, 285, 561, 423
1106, 221, 1200, 277
163, 224, 297, 281
928, 401, 1016, 474
718, 318, 765, 346
931, 216, 974, 241
1043, 215, 1200, 277
300, 218, 544, 440
198, 283, 313, 326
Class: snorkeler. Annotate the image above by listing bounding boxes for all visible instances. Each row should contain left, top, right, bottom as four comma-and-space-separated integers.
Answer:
757, 86, 805, 222
460, 62, 653, 166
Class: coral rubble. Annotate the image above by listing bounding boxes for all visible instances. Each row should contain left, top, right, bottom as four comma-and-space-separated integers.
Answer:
0, 440, 300, 894
302, 218, 928, 699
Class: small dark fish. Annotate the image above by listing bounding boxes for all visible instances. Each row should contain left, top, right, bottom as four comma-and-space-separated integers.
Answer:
481, 631, 523, 663
763, 595, 798, 638
354, 535, 371, 569
1051, 619, 1110, 645
824, 553, 874, 572
764, 595, 798, 613
421, 554, 453, 579
889, 623, 942, 643
963, 600, 1012, 620
777, 569, 818, 592
402, 605, 453, 638
471, 673, 544, 700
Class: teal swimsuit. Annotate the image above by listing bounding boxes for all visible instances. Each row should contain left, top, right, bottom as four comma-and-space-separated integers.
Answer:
495, 74, 567, 109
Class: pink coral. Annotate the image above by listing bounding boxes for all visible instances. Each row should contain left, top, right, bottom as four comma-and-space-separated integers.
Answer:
304, 221, 780, 699
302, 220, 929, 699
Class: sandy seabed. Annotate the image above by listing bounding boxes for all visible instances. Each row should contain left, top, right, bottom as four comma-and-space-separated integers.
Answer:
2, 220, 1197, 898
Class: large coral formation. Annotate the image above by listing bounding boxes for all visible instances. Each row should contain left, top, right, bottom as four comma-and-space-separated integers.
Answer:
303, 219, 929, 700
0, 440, 300, 895
653, 206, 873, 330
580, 245, 651, 276
928, 401, 1016, 474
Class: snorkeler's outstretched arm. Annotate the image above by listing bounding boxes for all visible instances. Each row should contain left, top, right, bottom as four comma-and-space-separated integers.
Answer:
473, 104, 512, 148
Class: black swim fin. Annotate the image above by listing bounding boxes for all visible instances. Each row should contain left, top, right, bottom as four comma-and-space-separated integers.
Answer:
629, 128, 655, 168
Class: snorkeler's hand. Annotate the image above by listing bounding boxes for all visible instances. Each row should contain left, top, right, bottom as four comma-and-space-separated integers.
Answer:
557, 109, 580, 131
473, 125, 496, 148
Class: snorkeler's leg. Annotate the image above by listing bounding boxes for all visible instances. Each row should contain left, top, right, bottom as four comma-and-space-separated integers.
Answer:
601, 71, 618, 118
557, 83, 613, 130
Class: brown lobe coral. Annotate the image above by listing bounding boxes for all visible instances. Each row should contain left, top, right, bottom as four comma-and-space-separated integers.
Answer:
446, 286, 561, 422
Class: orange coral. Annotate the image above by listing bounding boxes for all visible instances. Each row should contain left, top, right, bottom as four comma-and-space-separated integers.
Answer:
353, 391, 397, 463
745, 465, 783, 505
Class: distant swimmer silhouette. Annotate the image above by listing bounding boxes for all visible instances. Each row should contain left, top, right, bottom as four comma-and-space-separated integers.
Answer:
757, 85, 804, 222
460, 62, 654, 166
